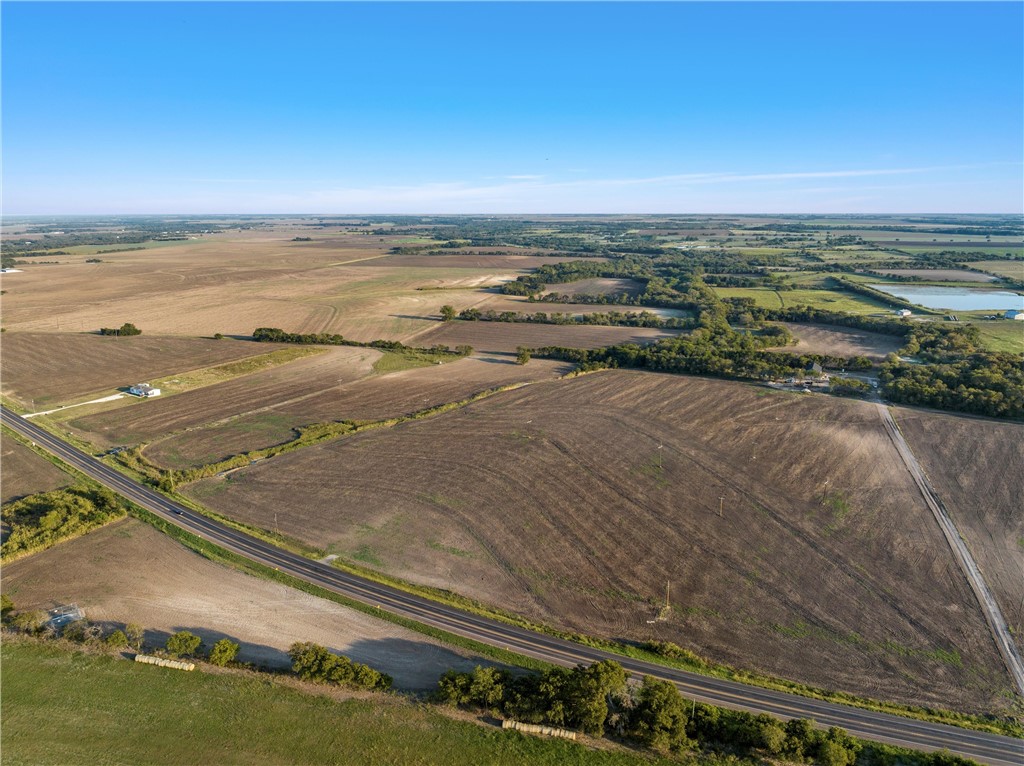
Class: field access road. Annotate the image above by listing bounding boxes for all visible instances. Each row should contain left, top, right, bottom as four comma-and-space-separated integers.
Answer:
3, 406, 1021, 766
877, 404, 1024, 697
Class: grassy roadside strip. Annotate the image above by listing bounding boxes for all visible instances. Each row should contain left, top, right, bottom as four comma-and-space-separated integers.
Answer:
10, 414, 1021, 737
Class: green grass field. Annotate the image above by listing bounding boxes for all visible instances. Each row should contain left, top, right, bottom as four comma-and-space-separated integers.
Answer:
1, 641, 691, 766
969, 320, 1024, 354
713, 285, 889, 314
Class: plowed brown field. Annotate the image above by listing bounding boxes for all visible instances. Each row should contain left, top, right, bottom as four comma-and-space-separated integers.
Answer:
1, 434, 73, 503
0, 333, 271, 408
894, 407, 1024, 651
144, 354, 572, 469
186, 371, 1011, 712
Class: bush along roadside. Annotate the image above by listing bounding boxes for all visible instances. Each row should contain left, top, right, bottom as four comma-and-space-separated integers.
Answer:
436, 662, 983, 766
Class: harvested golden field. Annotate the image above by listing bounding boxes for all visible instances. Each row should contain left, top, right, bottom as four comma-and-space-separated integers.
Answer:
2, 518, 491, 689
894, 408, 1024, 650
771, 323, 903, 361
145, 354, 572, 469
0, 333, 271, 408
0, 434, 73, 503
67, 346, 379, 449
187, 371, 1011, 712
0, 232, 577, 341
416, 321, 684, 354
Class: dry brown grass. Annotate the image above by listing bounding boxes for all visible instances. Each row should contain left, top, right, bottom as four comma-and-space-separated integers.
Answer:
0, 433, 73, 503
543, 278, 645, 297
0, 333, 272, 408
894, 407, 1024, 650
771, 323, 903, 361
186, 371, 1011, 713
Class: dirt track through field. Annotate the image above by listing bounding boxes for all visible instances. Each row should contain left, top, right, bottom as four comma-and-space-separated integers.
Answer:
877, 405, 1024, 694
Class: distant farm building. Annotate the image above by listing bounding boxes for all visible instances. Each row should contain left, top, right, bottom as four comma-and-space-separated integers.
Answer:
129, 383, 161, 397
1005, 309, 1024, 321
894, 309, 912, 318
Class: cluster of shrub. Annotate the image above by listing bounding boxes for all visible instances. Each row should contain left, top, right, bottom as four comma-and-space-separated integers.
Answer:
1, 486, 127, 560
288, 641, 392, 691
436, 662, 975, 766
99, 322, 142, 336
252, 327, 472, 358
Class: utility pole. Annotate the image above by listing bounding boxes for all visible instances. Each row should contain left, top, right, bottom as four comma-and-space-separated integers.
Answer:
657, 444, 663, 470
718, 496, 724, 517
665, 580, 671, 610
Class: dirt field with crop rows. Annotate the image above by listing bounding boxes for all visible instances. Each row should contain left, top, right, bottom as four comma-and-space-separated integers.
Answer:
144, 354, 572, 469
186, 371, 1011, 712
0, 434, 73, 503
0, 333, 271, 408
894, 407, 1024, 650
67, 347, 379, 449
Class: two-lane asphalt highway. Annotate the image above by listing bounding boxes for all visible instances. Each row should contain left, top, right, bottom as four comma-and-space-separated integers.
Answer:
3, 406, 1021, 765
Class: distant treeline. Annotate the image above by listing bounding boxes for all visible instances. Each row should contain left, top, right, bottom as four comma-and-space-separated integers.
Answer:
252, 327, 472, 357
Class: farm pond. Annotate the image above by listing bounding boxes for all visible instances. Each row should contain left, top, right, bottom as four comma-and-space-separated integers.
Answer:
868, 284, 1024, 312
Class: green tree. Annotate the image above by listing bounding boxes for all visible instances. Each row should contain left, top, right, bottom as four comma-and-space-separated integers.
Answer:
627, 676, 691, 753
437, 670, 475, 705
1, 593, 14, 620
468, 666, 509, 708
440, 305, 456, 322
165, 630, 202, 657
208, 638, 240, 666
125, 623, 145, 650
105, 629, 129, 648
516, 346, 531, 365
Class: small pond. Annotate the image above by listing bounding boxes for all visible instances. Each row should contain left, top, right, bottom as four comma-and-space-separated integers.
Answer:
868, 284, 1024, 312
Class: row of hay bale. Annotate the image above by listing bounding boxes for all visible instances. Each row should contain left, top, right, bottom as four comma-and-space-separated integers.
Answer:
134, 654, 195, 671
501, 719, 576, 740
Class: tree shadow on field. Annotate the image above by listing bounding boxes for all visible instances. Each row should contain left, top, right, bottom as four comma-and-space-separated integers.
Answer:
390, 314, 439, 322
344, 636, 505, 691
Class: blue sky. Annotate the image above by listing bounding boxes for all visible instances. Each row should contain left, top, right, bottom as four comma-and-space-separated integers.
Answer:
3, 2, 1022, 214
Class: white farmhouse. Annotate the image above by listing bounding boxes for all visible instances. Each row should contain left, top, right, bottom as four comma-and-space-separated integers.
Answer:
1005, 309, 1024, 321
129, 383, 161, 397
894, 309, 912, 318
